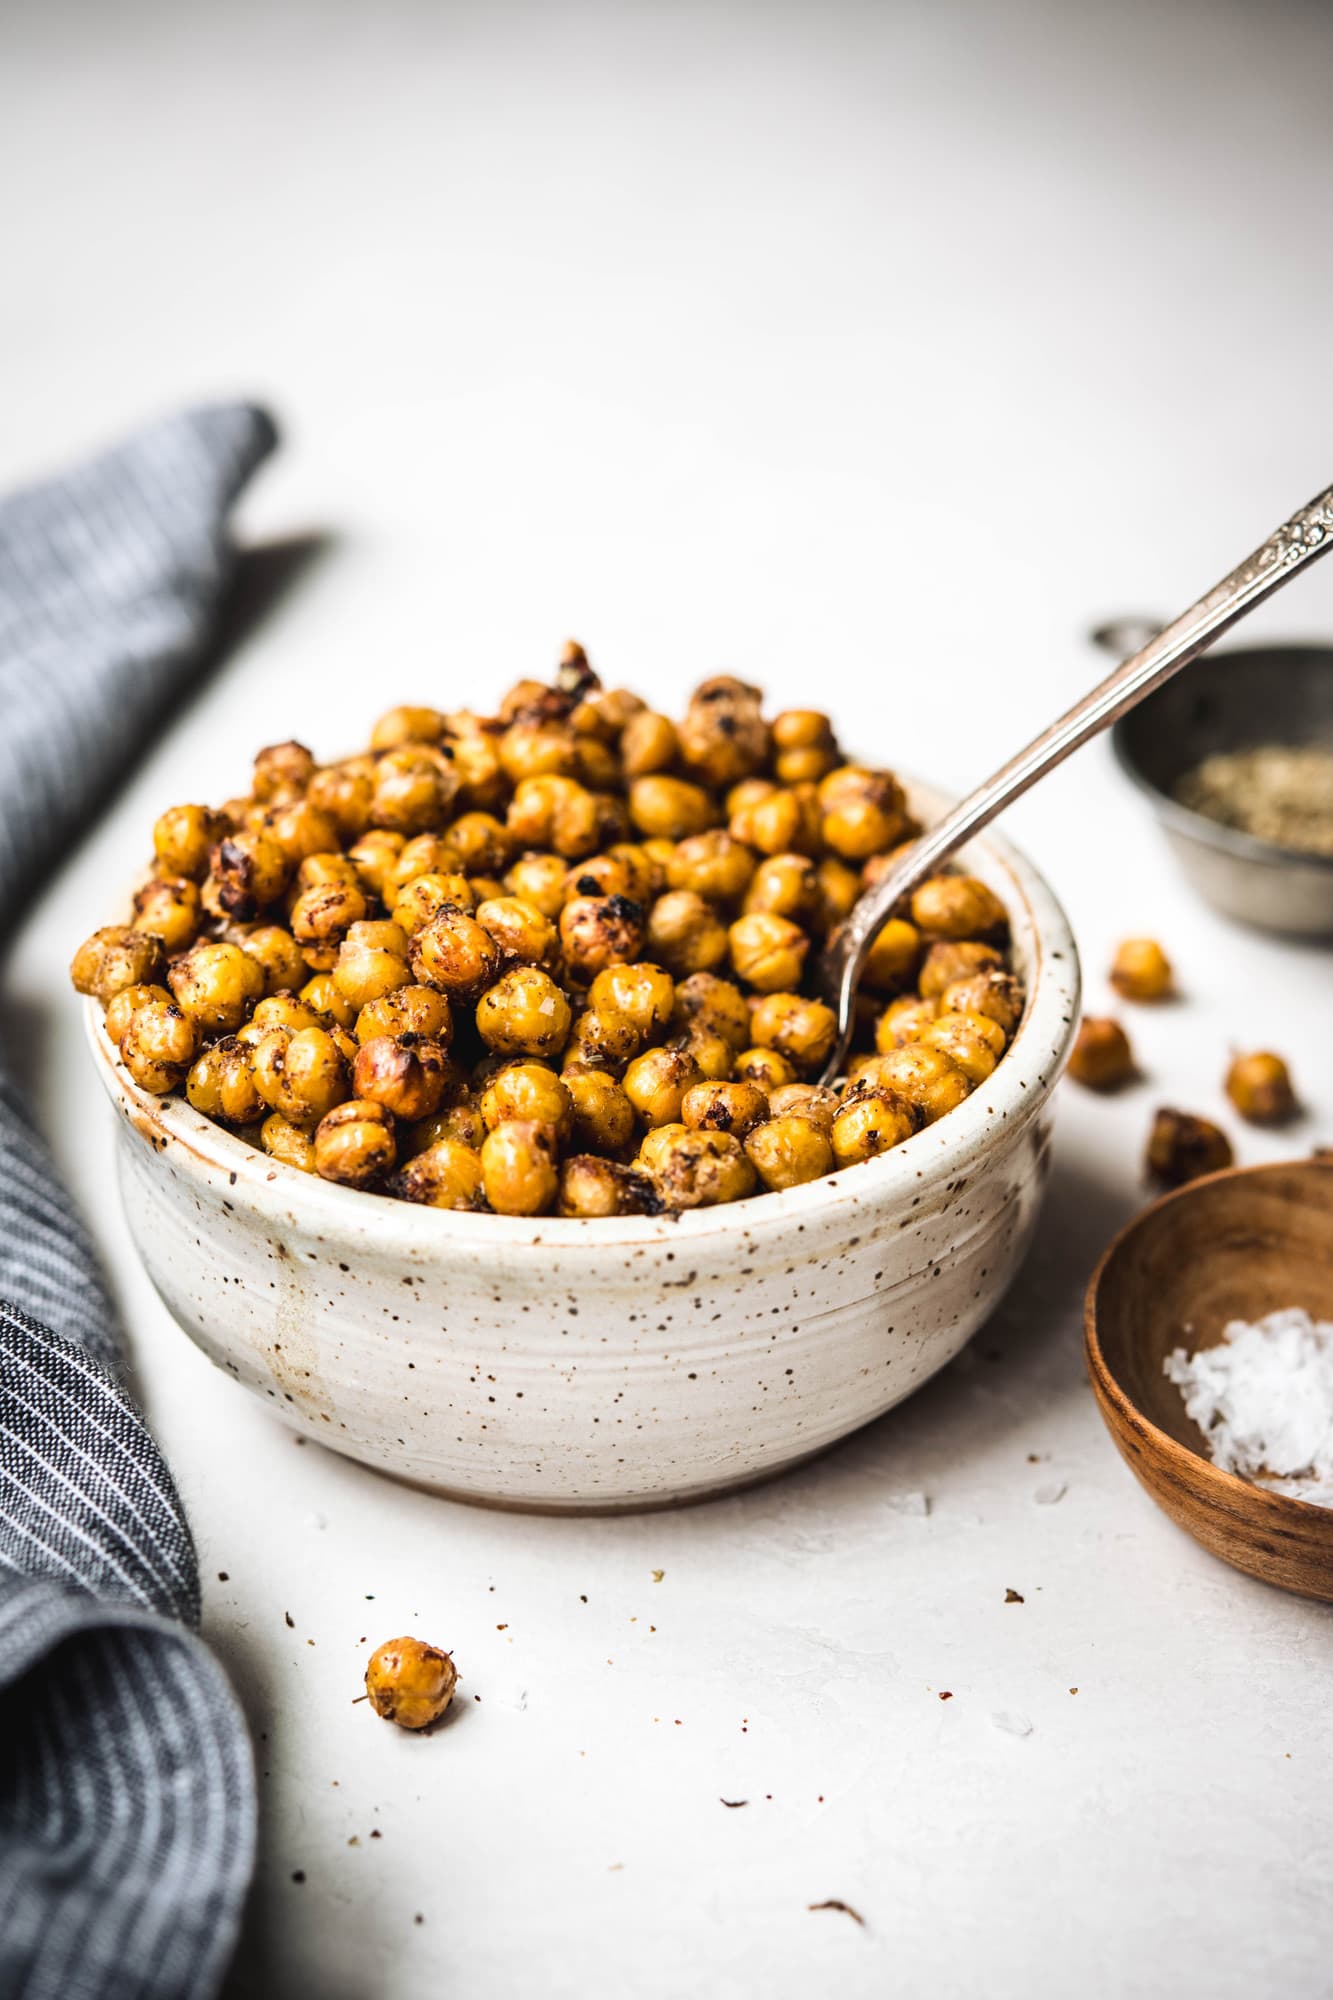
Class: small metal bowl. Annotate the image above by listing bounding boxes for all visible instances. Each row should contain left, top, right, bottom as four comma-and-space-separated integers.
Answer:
1099, 621, 1333, 937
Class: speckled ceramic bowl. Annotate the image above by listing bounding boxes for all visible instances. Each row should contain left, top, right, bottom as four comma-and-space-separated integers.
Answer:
85, 792, 1079, 1512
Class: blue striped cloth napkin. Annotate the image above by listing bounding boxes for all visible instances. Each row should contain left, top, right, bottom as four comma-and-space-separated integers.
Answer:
0, 406, 276, 2000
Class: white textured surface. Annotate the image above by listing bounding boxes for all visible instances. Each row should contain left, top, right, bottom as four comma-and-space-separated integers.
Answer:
4, 2, 1333, 1994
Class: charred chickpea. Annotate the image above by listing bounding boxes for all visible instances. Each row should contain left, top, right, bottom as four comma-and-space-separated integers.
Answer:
627, 775, 718, 842
622, 1045, 705, 1127
921, 1009, 1007, 1085
559, 894, 646, 981
313, 1099, 397, 1186
480, 1061, 574, 1142
474, 895, 560, 969
563, 1066, 638, 1154
767, 1082, 839, 1127
1068, 1017, 1136, 1091
389, 1137, 485, 1210
505, 851, 569, 919
105, 983, 172, 1044
917, 940, 1004, 999
1110, 937, 1174, 1002
910, 875, 1007, 940
589, 961, 676, 1039
1145, 1108, 1233, 1188
870, 1043, 971, 1123
348, 828, 406, 899
131, 875, 201, 952
169, 940, 264, 1033
300, 971, 359, 1031
646, 891, 729, 978
671, 972, 752, 1053
565, 854, 637, 901
727, 913, 809, 993
207, 828, 290, 921
407, 907, 501, 999
818, 766, 908, 862
940, 969, 1024, 1035
371, 745, 459, 834
771, 709, 839, 785
745, 1112, 835, 1190
334, 921, 412, 1010
260, 1113, 317, 1173
563, 1006, 642, 1073
71, 926, 168, 1004
289, 879, 369, 969
152, 804, 225, 881
353, 1034, 452, 1120
119, 999, 197, 1094
480, 1120, 559, 1216
875, 994, 941, 1053
474, 966, 573, 1059
1225, 1051, 1298, 1124
557, 1155, 661, 1218
186, 1038, 266, 1125
253, 739, 315, 802
620, 710, 680, 777
681, 1080, 770, 1137
640, 1127, 756, 1210
733, 1045, 797, 1094
239, 924, 308, 996
678, 678, 770, 789
749, 992, 838, 1074
354, 985, 453, 1047
252, 1026, 351, 1126
392, 872, 475, 937
604, 843, 664, 903
370, 706, 446, 752
306, 761, 375, 842
831, 1088, 916, 1165
742, 852, 821, 925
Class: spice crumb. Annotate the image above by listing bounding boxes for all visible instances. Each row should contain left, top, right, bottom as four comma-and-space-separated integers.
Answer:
720, 1798, 748, 1809
938, 1691, 953, 1701
1004, 1588, 1024, 1603
370, 1829, 382, 1840
217, 1571, 229, 1582
284, 1611, 295, 1628
291, 1871, 306, 1885
651, 1570, 664, 1582
809, 1899, 865, 1927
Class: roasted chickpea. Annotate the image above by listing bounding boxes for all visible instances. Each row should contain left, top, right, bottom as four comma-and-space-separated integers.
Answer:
299, 971, 359, 1031
678, 680, 771, 789
105, 982, 172, 1044
940, 970, 1024, 1035
371, 745, 459, 834
353, 985, 453, 1049
667, 830, 756, 904
917, 940, 1004, 999
507, 776, 603, 861
389, 1137, 485, 1210
306, 760, 375, 842
252, 739, 315, 803
333, 920, 412, 1010
816, 856, 862, 929
921, 1009, 1006, 1085
862, 918, 921, 992
622, 1045, 705, 1127
152, 804, 225, 881
875, 994, 941, 1053
731, 783, 822, 858
830, 1088, 916, 1164
131, 875, 201, 952
742, 853, 820, 925
620, 710, 680, 777
772, 709, 839, 785
313, 1099, 397, 1185
289, 880, 369, 968
910, 875, 1006, 940
387, 873, 470, 938
869, 1043, 971, 1123
818, 766, 908, 862
767, 1082, 839, 1127
252, 1026, 351, 1126
677, 1026, 734, 1081
251, 993, 323, 1035
733, 1045, 797, 1093
402, 907, 498, 1002
347, 827, 406, 899
671, 972, 751, 1052
1068, 1017, 1135, 1091
260, 1112, 317, 1173
480, 1120, 558, 1216
169, 939, 264, 1032
263, 799, 342, 870
628, 775, 718, 842
236, 924, 306, 996
473, 895, 560, 969
563, 1066, 638, 1154
498, 720, 581, 786
186, 1037, 266, 1125
505, 850, 569, 918
207, 829, 289, 920
1111, 937, 1174, 1002
475, 966, 573, 1058
353, 1035, 453, 1121
639, 1127, 756, 1209
364, 1634, 456, 1729
745, 1112, 835, 1190
636, 1122, 689, 1176
589, 962, 676, 1039
557, 1155, 662, 1217
370, 705, 446, 752
727, 913, 809, 993
71, 926, 167, 1003
1225, 1051, 1298, 1124
119, 999, 197, 1093
604, 843, 664, 903
406, 1098, 485, 1154
562, 1007, 642, 1073
748, 992, 838, 1074
1145, 1108, 1233, 1187
681, 1081, 770, 1137
559, 894, 646, 981
439, 811, 515, 877
639, 892, 724, 978
480, 1061, 574, 1141
565, 854, 637, 902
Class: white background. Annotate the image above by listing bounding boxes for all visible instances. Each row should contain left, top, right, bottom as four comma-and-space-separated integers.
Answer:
4, 2, 1333, 1993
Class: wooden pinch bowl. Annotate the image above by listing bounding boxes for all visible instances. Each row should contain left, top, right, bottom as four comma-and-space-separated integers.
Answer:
1085, 1159, 1333, 1601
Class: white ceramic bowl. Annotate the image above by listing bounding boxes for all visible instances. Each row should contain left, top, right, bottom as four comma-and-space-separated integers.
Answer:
87, 795, 1079, 1512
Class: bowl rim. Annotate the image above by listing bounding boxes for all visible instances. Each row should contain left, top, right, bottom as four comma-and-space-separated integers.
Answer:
1084, 1157, 1333, 1523
86, 794, 1080, 1252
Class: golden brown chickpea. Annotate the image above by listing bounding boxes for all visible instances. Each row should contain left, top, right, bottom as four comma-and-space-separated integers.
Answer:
940, 969, 1024, 1036
677, 1026, 734, 1081
861, 917, 922, 992
313, 1099, 397, 1185
118, 999, 197, 1094
1225, 1051, 1298, 1124
480, 1120, 559, 1216
291, 850, 362, 898
390, 872, 475, 937
727, 912, 809, 993
364, 1635, 457, 1729
917, 939, 1004, 999
666, 830, 756, 905
733, 1045, 797, 1093
731, 784, 822, 858
348, 1034, 449, 1120
402, 906, 497, 999
347, 827, 406, 899
640, 1127, 757, 1210
406, 1098, 485, 1154
910, 875, 1007, 940
168, 940, 264, 1032
1068, 1017, 1136, 1091
131, 875, 201, 953
469, 874, 507, 907
252, 739, 315, 802
874, 994, 941, 1053
646, 891, 729, 978
370, 705, 446, 752
506, 776, 603, 861
448, 730, 507, 813
105, 983, 172, 1044
289, 880, 369, 969
299, 972, 359, 1031
589, 962, 676, 1039
628, 774, 718, 842
71, 927, 168, 1005
260, 1112, 317, 1173
306, 760, 375, 842
562, 1007, 642, 1073
556, 1155, 662, 1218
152, 804, 225, 881
767, 1082, 839, 1127
332, 920, 412, 1010
235, 924, 306, 996
559, 894, 646, 982
622, 1045, 705, 1127
817, 765, 908, 863
371, 745, 459, 834
816, 856, 862, 929
745, 1112, 835, 1190
635, 1122, 688, 1175
1110, 937, 1174, 1002
564, 853, 637, 902
353, 985, 453, 1049
605, 843, 665, 902
389, 1137, 485, 1210
671, 972, 751, 1052
742, 852, 820, 925
921, 1009, 1007, 1085
473, 895, 560, 969
678, 681, 770, 789
383, 834, 458, 900
251, 994, 322, 1036
207, 829, 290, 921
1145, 1108, 1233, 1187
439, 811, 515, 877
498, 719, 582, 786
771, 709, 839, 785
681, 1080, 770, 1137
505, 851, 569, 919
563, 1066, 638, 1154
253, 1026, 351, 1126
748, 992, 838, 1074
620, 710, 680, 778
870, 1043, 971, 1123
263, 799, 342, 870
830, 1088, 916, 1164
480, 1061, 574, 1141
186, 1037, 266, 1125
475, 966, 573, 1058
574, 684, 644, 737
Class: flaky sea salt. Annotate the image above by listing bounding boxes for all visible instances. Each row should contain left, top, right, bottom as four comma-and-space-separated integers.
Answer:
1164, 1307, 1333, 1506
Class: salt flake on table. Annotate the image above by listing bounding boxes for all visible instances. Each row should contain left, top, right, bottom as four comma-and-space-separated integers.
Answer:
991, 1711, 1033, 1737
1165, 1308, 1333, 1505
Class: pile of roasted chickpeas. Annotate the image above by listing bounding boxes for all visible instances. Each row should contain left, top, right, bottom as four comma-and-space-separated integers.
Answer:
72, 649, 1023, 1218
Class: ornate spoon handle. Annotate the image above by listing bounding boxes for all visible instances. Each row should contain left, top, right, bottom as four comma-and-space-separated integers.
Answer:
817, 483, 1333, 1084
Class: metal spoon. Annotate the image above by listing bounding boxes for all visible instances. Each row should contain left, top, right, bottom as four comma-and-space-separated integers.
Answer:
816, 481, 1333, 1084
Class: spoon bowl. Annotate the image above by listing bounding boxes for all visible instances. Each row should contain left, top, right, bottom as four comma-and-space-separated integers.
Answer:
1085, 1159, 1333, 1601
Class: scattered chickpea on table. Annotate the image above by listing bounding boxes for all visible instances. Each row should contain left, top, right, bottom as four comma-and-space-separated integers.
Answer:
72, 648, 1025, 1217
